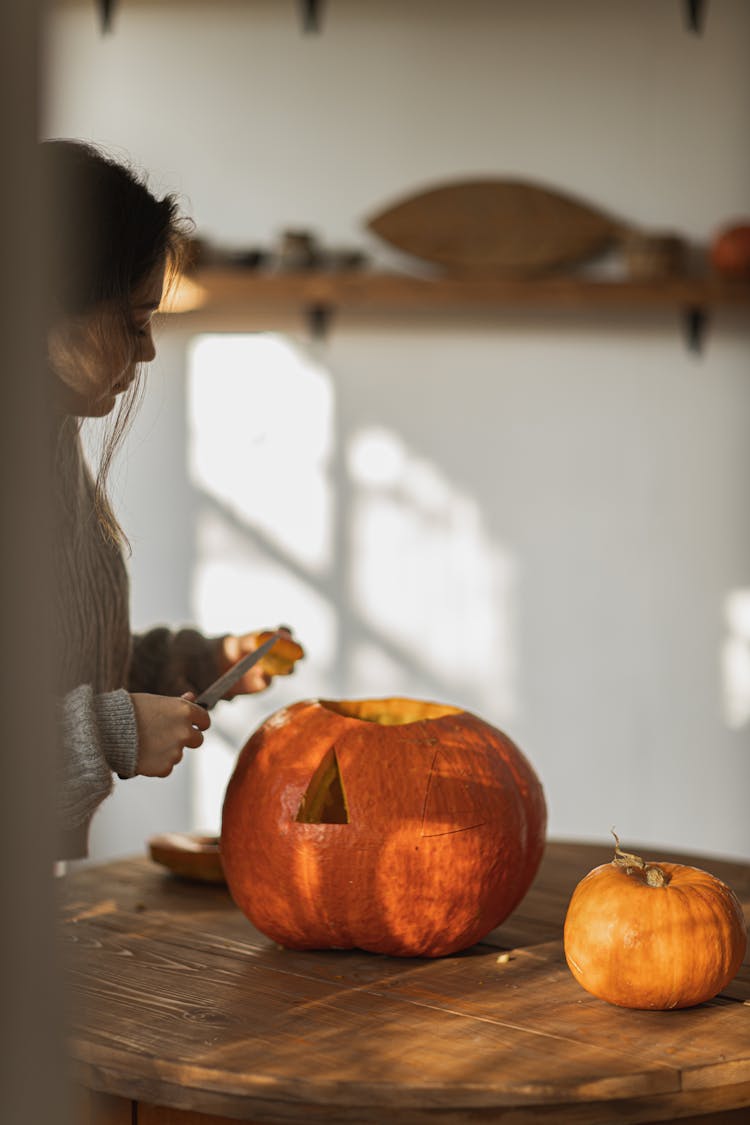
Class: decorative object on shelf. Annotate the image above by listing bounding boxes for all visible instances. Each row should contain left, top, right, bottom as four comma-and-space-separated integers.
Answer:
183, 237, 269, 272
184, 232, 366, 276
274, 229, 367, 273
225, 248, 269, 270
366, 178, 627, 277
325, 248, 368, 271
276, 228, 321, 270
622, 231, 686, 281
710, 221, 750, 281
221, 696, 546, 958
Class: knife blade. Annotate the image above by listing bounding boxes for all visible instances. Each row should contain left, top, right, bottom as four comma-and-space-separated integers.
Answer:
195, 630, 285, 710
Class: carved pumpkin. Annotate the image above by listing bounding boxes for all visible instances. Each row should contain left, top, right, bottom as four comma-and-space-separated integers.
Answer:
563, 836, 747, 1009
220, 698, 546, 957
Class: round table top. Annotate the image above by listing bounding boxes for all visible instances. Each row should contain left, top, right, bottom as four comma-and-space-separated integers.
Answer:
60, 840, 750, 1124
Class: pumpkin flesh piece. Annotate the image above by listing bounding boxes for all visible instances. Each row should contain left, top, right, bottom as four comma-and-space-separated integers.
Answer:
253, 631, 305, 676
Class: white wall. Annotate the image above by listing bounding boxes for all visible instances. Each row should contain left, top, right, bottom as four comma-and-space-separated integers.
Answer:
45, 0, 750, 861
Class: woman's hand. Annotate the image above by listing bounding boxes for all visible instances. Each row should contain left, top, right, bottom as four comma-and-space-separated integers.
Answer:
131, 691, 211, 778
216, 627, 303, 699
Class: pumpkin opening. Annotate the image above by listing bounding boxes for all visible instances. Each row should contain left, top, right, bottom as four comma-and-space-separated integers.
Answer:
319, 698, 462, 725
296, 748, 349, 824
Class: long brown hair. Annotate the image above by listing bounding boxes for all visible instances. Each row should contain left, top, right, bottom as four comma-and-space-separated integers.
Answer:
44, 139, 191, 545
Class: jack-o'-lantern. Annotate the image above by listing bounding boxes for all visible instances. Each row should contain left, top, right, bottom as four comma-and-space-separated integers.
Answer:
220, 698, 546, 957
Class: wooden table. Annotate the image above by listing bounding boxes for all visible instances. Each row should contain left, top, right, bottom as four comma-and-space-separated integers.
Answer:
60, 841, 750, 1125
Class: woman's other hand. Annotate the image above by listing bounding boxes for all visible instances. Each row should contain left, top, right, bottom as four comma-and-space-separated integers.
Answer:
216, 627, 304, 698
131, 691, 211, 777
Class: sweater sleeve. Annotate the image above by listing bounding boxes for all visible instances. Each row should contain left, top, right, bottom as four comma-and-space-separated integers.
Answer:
57, 685, 138, 830
128, 626, 224, 697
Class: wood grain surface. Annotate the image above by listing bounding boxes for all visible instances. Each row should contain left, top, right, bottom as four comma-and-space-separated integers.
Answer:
168, 269, 750, 331
60, 841, 750, 1124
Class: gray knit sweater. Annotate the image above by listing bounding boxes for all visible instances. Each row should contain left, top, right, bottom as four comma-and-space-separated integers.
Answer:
54, 416, 221, 858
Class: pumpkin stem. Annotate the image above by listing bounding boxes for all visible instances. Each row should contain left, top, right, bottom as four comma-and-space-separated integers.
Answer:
611, 829, 668, 887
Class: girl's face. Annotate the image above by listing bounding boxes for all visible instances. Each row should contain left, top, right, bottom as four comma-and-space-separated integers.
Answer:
50, 261, 166, 418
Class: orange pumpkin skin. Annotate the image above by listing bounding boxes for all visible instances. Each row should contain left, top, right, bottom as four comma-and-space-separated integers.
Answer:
220, 698, 546, 957
564, 859, 747, 1010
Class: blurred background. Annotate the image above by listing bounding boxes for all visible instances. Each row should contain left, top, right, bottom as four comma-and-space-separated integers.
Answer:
44, 0, 750, 861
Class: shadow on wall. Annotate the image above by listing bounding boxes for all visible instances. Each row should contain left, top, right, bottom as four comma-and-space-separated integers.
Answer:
81, 325, 750, 861
186, 333, 518, 830
184, 327, 750, 860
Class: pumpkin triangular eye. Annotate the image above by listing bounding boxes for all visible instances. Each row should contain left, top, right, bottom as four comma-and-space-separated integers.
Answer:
296, 748, 349, 824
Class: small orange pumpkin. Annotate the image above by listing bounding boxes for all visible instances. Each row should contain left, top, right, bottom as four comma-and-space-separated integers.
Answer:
710, 222, 750, 280
221, 697, 546, 957
563, 834, 747, 1010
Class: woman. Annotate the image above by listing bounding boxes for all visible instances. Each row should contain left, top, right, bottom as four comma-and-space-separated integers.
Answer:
45, 139, 298, 858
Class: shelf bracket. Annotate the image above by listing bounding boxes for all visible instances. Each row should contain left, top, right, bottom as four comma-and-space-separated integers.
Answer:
96, 0, 117, 32
684, 0, 706, 34
307, 303, 334, 340
299, 0, 324, 33
684, 305, 708, 354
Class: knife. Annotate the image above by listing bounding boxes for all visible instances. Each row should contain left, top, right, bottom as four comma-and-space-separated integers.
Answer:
195, 629, 286, 710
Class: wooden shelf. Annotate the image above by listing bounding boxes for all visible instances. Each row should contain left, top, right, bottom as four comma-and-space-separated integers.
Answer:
164, 267, 750, 350
176, 267, 750, 312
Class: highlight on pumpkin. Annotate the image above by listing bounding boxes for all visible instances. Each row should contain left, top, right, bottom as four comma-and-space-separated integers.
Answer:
296, 748, 349, 824
319, 697, 462, 726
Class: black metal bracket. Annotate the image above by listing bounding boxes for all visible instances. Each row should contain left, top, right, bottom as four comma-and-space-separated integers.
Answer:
300, 0, 324, 33
307, 303, 334, 339
97, 0, 323, 35
684, 305, 708, 354
97, 0, 116, 33
684, 0, 706, 34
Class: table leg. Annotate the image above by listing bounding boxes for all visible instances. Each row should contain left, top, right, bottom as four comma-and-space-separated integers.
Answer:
75, 1091, 750, 1124
74, 1084, 133, 1124
138, 1106, 247, 1124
